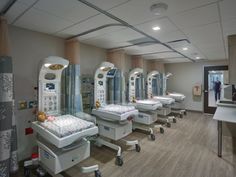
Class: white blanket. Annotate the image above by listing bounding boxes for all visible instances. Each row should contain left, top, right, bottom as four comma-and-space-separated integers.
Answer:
168, 93, 186, 101
98, 104, 136, 114
152, 96, 175, 105
41, 114, 94, 138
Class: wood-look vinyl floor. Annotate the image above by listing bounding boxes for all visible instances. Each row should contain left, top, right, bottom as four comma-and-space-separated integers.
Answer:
18, 112, 236, 177
64, 112, 236, 177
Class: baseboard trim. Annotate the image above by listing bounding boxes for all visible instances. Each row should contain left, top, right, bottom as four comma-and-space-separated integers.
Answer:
185, 109, 203, 113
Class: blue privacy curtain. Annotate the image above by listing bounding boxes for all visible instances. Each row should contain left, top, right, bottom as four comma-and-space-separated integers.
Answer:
62, 64, 82, 114
0, 16, 18, 177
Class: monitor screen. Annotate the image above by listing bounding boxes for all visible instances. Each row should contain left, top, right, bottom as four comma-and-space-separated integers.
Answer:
107, 69, 117, 78
45, 83, 55, 91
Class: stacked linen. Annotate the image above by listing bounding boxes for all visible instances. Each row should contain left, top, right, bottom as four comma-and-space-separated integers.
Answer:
99, 104, 136, 114
40, 114, 94, 138
134, 99, 162, 110
136, 99, 161, 105
152, 96, 175, 105
168, 93, 186, 101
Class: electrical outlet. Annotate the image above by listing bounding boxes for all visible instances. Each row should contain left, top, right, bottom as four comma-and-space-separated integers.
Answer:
28, 101, 37, 109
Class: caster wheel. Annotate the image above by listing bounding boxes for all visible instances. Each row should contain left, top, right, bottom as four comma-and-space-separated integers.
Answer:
167, 122, 171, 128
24, 168, 30, 177
173, 118, 177, 123
160, 127, 164, 134
36, 167, 46, 177
95, 170, 102, 177
116, 156, 123, 166
150, 134, 155, 141
135, 144, 141, 152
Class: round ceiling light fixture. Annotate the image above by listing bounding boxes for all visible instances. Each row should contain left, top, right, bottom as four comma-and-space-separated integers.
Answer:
150, 2, 168, 15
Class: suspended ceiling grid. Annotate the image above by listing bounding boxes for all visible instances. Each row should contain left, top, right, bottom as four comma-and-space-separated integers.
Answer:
1, 0, 235, 63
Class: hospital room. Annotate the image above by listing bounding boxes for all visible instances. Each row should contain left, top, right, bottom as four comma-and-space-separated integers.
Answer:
1, 0, 236, 177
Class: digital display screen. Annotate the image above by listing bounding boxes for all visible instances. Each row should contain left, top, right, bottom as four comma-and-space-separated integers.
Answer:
46, 83, 55, 90
107, 69, 117, 78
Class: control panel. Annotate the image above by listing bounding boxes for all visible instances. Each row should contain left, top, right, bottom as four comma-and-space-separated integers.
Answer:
128, 68, 143, 102
42, 82, 59, 113
96, 80, 106, 104
38, 56, 69, 116
94, 62, 115, 106
129, 77, 136, 101
147, 71, 159, 99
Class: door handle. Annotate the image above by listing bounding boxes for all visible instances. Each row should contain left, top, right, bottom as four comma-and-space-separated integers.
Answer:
204, 90, 208, 93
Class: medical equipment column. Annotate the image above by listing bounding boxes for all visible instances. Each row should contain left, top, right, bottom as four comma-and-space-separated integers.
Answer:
164, 72, 187, 117
129, 68, 163, 139
93, 62, 140, 166
147, 71, 177, 127
32, 56, 100, 177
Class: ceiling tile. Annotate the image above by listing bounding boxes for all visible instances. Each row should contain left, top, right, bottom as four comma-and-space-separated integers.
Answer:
86, 0, 130, 10
163, 58, 190, 63
170, 3, 219, 30
168, 41, 205, 60
14, 7, 73, 34
33, 0, 99, 23
143, 52, 182, 59
0, 0, 11, 12
222, 18, 236, 37
219, 0, 236, 21
83, 28, 144, 44
135, 17, 179, 41
78, 25, 125, 41
57, 14, 124, 40
184, 22, 222, 45
125, 44, 170, 55
200, 44, 226, 60
82, 40, 131, 49
17, 0, 38, 6
5, 2, 29, 24
109, 0, 218, 25
182, 22, 226, 59
108, 0, 161, 25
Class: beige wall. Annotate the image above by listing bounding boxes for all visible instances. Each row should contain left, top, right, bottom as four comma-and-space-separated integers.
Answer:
80, 43, 106, 75
107, 50, 126, 70
123, 54, 132, 79
165, 60, 228, 111
146, 60, 165, 73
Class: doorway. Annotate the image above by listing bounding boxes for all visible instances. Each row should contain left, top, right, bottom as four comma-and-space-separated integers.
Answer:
204, 65, 228, 114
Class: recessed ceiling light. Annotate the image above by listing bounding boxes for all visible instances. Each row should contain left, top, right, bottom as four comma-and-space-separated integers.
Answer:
152, 26, 161, 31
182, 47, 188, 51
196, 56, 200, 59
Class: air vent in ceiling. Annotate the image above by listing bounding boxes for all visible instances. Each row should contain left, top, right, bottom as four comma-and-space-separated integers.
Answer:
167, 39, 190, 49
127, 37, 156, 47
